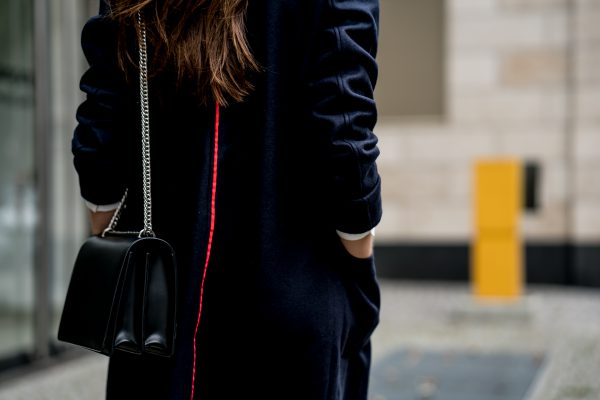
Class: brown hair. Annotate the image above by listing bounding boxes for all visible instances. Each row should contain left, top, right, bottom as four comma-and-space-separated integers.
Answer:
109, 0, 259, 106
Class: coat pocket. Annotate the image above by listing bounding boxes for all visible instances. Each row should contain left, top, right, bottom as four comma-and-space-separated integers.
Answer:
332, 236, 381, 357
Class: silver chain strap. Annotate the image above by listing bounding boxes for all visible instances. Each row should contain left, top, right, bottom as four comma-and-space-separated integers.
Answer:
103, 189, 129, 236
137, 11, 154, 237
101, 11, 155, 238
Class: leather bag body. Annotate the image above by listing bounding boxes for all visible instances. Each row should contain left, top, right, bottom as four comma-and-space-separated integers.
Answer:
58, 234, 177, 357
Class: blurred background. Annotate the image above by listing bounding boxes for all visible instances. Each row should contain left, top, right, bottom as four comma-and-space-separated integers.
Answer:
0, 0, 599, 399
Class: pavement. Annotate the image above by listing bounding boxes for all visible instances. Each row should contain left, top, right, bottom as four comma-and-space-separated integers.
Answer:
0, 280, 599, 400
370, 282, 600, 400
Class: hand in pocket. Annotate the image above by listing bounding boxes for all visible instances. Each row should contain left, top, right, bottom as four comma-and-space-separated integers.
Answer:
339, 234, 374, 259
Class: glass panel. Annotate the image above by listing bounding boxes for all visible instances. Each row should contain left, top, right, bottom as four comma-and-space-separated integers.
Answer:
48, 1, 90, 341
0, 0, 36, 357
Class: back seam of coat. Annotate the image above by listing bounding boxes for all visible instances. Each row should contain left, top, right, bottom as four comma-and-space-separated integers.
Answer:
190, 103, 220, 400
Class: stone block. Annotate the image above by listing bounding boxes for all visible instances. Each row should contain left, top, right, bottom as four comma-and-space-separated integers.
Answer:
574, 201, 600, 240
500, 49, 566, 87
450, 89, 564, 125
577, 0, 600, 10
450, 49, 499, 89
374, 124, 410, 166
378, 199, 472, 240
448, 0, 496, 14
374, 201, 411, 241
450, 14, 546, 50
380, 163, 470, 204
404, 130, 496, 162
575, 88, 600, 122
540, 88, 568, 122
497, 130, 564, 160
542, 11, 569, 46
404, 202, 472, 240
498, 0, 567, 11
574, 131, 600, 161
522, 203, 568, 238
574, 162, 600, 199
576, 45, 600, 84
375, 197, 422, 243
575, 4, 600, 42
538, 162, 568, 205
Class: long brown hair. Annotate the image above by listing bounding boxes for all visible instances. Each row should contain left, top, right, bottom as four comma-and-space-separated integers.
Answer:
109, 0, 259, 106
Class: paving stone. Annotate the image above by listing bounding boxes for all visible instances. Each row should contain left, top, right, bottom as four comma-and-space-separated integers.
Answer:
370, 349, 542, 400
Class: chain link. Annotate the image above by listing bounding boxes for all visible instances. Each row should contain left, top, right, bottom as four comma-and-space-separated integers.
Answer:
137, 11, 154, 237
102, 189, 129, 237
100, 12, 155, 238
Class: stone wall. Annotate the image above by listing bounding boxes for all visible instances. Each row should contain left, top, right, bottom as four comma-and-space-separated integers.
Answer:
375, 0, 600, 244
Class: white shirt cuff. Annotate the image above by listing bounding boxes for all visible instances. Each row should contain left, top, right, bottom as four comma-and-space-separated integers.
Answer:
336, 228, 376, 241
84, 200, 120, 213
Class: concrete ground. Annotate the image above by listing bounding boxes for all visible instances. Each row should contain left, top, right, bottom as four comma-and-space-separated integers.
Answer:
0, 280, 599, 399
371, 282, 600, 400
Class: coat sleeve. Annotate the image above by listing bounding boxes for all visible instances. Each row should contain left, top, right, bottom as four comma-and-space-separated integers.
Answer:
72, 2, 136, 205
308, 0, 382, 234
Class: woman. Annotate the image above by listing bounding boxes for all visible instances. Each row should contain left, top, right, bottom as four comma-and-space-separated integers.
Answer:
73, 0, 382, 398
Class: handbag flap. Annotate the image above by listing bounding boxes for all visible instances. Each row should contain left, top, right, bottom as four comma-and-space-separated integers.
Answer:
112, 237, 177, 357
58, 235, 136, 355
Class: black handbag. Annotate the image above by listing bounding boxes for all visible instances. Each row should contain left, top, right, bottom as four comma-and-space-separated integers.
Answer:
58, 13, 177, 358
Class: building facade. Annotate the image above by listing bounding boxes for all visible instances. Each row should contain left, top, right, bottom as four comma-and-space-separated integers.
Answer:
375, 0, 600, 285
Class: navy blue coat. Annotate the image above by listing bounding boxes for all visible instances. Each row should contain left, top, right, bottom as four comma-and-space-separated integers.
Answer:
73, 0, 382, 398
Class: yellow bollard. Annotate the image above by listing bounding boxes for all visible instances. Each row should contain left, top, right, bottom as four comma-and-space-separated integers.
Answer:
472, 159, 523, 301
